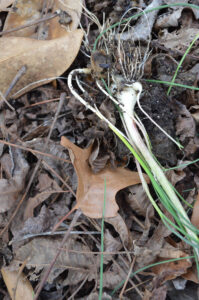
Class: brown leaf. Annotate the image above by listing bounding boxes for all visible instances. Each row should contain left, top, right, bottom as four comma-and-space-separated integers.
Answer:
191, 193, 199, 229
105, 213, 131, 247
1, 266, 34, 300
152, 255, 191, 284
158, 27, 199, 52
3, 0, 83, 38
24, 173, 63, 220
14, 236, 96, 284
0, 149, 29, 212
61, 136, 149, 218
183, 264, 199, 284
126, 184, 154, 218
0, 30, 83, 98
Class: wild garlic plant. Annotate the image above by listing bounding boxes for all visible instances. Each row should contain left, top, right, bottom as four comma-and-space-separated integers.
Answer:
68, 6, 199, 259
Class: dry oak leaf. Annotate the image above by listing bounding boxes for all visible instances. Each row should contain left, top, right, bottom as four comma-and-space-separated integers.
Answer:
0, 30, 83, 98
61, 136, 149, 218
1, 266, 34, 300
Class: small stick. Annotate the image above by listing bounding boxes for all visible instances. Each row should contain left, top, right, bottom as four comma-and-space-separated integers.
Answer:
119, 256, 136, 299
0, 12, 59, 36
0, 139, 71, 163
4, 66, 27, 99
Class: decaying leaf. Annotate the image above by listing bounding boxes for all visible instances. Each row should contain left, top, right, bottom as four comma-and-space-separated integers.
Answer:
24, 173, 63, 220
191, 193, 199, 229
190, 105, 199, 124
1, 266, 34, 300
61, 136, 149, 218
14, 236, 96, 284
152, 255, 192, 283
125, 184, 154, 218
0, 149, 29, 213
158, 27, 199, 52
105, 213, 131, 247
0, 30, 83, 98
101, 257, 126, 289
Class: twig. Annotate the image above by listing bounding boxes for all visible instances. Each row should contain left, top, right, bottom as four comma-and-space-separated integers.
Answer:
4, 66, 27, 99
33, 209, 81, 300
0, 139, 71, 163
67, 275, 88, 300
119, 257, 136, 299
0, 12, 59, 36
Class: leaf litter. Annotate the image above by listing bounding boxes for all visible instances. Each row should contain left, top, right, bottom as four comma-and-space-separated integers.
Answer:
0, 1, 199, 299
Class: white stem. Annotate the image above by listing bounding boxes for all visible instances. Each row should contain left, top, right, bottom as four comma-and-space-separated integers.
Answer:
118, 82, 199, 255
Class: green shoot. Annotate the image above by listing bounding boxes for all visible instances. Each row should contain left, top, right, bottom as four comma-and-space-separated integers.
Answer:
93, 3, 199, 51
167, 32, 199, 95
145, 79, 199, 91
99, 178, 106, 300
111, 255, 194, 296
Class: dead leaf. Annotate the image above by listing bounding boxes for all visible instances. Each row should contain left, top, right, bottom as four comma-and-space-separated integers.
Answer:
0, 149, 29, 213
105, 213, 131, 247
191, 193, 199, 229
155, 7, 183, 29
152, 256, 191, 283
175, 103, 196, 141
119, 0, 162, 41
158, 27, 199, 52
1, 266, 34, 300
61, 136, 149, 218
144, 285, 167, 300
14, 236, 96, 284
183, 264, 199, 283
0, 30, 83, 98
102, 257, 126, 289
166, 168, 186, 186
3, 0, 83, 38
126, 184, 154, 218
190, 105, 199, 124
0, 0, 14, 11
24, 173, 63, 220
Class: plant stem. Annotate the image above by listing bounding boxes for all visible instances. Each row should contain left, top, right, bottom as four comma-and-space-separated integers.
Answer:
117, 81, 199, 257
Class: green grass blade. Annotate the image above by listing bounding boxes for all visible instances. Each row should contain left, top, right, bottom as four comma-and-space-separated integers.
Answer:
93, 3, 199, 51
164, 158, 199, 171
111, 256, 194, 296
145, 79, 199, 91
167, 32, 199, 95
99, 178, 106, 300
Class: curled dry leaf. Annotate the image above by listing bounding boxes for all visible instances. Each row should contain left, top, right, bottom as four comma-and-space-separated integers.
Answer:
0, 30, 83, 98
191, 193, 199, 229
0, 149, 29, 213
61, 136, 149, 218
1, 266, 34, 300
126, 184, 154, 218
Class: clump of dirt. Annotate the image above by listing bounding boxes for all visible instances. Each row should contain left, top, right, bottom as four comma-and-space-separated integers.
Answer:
137, 82, 177, 166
